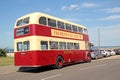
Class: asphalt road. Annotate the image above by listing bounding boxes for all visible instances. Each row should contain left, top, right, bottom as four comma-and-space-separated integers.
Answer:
0, 55, 120, 80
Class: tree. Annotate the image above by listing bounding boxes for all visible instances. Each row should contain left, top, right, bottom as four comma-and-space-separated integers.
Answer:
0, 48, 8, 57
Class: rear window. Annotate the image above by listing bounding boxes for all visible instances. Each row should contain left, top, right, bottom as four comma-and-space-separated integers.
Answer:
16, 17, 29, 26
17, 41, 30, 51
17, 42, 22, 51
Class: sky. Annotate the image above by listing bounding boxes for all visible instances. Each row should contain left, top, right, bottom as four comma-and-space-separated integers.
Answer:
0, 0, 120, 48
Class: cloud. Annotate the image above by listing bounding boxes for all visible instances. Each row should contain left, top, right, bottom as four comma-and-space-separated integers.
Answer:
61, 4, 79, 10
89, 24, 120, 46
64, 18, 81, 22
81, 3, 97, 8
44, 8, 51, 12
100, 24, 120, 46
101, 7, 120, 13
69, 4, 79, 10
61, 3, 97, 11
61, 6, 67, 10
101, 15, 120, 20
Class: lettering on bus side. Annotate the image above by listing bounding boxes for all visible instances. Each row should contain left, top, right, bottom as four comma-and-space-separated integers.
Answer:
63, 51, 74, 54
51, 29, 83, 40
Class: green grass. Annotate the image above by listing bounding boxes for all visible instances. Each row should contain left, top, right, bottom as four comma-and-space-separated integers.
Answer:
0, 57, 14, 66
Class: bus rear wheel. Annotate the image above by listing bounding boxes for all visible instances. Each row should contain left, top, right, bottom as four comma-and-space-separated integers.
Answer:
54, 56, 64, 69
87, 54, 92, 62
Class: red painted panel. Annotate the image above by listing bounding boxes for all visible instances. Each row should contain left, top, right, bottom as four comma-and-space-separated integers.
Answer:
14, 50, 89, 67
14, 24, 89, 41
83, 34, 89, 41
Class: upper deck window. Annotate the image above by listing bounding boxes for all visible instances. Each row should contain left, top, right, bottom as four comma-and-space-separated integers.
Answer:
57, 21, 64, 29
65, 23, 71, 31
48, 18, 56, 27
84, 28, 88, 34
39, 17, 46, 25
16, 17, 29, 26
78, 27, 83, 33
72, 25, 78, 32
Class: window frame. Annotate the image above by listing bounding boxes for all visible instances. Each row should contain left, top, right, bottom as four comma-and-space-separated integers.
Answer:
59, 42, 66, 50
49, 41, 58, 49
74, 43, 80, 49
67, 42, 74, 49
16, 17, 30, 26
57, 21, 65, 29
78, 27, 83, 33
41, 41, 48, 50
17, 42, 22, 51
39, 16, 47, 25
48, 18, 56, 27
72, 25, 78, 32
23, 41, 30, 51
83, 28, 88, 34
65, 23, 72, 31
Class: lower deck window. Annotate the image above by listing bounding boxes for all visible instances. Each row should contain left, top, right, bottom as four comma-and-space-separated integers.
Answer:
17, 42, 22, 51
17, 41, 30, 51
23, 41, 30, 50
49, 41, 58, 49
59, 42, 66, 49
74, 43, 79, 49
67, 42, 74, 49
41, 41, 48, 50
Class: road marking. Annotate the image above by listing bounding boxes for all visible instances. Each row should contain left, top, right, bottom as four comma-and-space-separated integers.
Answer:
79, 64, 106, 71
41, 74, 62, 80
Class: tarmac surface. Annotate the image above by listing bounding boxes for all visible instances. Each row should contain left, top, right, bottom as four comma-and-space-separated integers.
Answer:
0, 55, 120, 80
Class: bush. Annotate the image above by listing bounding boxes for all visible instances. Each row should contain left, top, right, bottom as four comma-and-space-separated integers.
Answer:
0, 48, 8, 57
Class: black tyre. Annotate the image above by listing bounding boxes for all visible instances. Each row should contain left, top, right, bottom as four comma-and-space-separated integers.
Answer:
86, 53, 92, 62
54, 56, 64, 69
87, 56, 92, 62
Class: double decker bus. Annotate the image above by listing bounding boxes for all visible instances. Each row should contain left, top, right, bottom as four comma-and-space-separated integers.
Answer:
14, 12, 91, 68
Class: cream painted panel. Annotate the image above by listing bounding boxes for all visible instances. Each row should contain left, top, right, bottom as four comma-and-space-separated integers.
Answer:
14, 36, 86, 52
14, 36, 39, 52
14, 12, 86, 29
37, 36, 86, 50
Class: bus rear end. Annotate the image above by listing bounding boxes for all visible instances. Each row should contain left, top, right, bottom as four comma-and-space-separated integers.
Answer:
14, 13, 39, 67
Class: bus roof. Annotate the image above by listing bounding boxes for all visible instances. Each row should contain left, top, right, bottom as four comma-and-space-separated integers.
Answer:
15, 12, 87, 29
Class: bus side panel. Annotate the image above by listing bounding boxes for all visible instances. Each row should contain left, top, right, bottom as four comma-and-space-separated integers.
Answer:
14, 51, 35, 66
14, 50, 88, 67
14, 24, 89, 42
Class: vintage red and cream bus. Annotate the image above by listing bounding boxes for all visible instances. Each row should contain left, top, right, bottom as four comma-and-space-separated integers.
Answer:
14, 12, 91, 68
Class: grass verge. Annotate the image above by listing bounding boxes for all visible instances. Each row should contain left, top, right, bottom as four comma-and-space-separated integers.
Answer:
0, 57, 14, 66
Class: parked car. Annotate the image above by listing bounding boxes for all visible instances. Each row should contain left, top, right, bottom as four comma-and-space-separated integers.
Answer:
100, 50, 110, 57
90, 49, 103, 59
108, 50, 116, 56
115, 49, 120, 55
